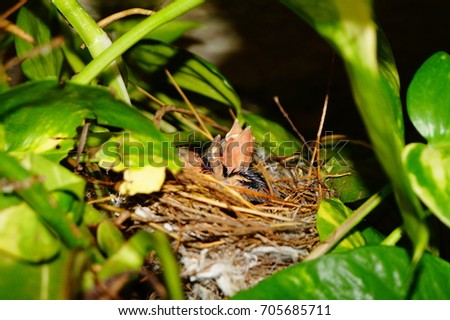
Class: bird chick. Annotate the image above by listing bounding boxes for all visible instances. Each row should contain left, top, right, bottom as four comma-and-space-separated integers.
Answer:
178, 120, 268, 202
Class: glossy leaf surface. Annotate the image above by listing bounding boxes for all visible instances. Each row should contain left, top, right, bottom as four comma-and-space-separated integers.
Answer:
0, 80, 175, 169
233, 246, 450, 299
406, 51, 450, 144
316, 198, 366, 252
403, 143, 450, 228
126, 40, 241, 113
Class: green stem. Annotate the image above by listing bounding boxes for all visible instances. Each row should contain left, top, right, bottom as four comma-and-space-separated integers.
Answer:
149, 231, 185, 300
71, 0, 205, 85
381, 227, 403, 246
52, 0, 130, 104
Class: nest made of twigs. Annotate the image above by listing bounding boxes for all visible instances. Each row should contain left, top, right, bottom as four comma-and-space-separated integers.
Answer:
129, 154, 331, 299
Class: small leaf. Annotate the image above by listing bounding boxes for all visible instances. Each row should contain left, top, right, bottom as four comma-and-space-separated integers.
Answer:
125, 40, 241, 112
317, 198, 366, 252
233, 246, 450, 299
14, 4, 63, 80
119, 165, 166, 195
406, 51, 450, 144
403, 143, 450, 228
97, 231, 153, 281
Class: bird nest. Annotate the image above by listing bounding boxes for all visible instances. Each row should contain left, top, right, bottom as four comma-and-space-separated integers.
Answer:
131, 151, 331, 299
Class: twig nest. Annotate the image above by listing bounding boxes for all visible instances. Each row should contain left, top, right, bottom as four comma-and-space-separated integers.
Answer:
132, 121, 331, 298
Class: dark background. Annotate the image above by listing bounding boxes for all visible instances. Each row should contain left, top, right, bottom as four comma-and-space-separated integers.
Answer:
3, 0, 450, 141
180, 0, 450, 142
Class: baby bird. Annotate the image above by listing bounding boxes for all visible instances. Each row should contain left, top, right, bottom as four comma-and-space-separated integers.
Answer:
178, 120, 268, 202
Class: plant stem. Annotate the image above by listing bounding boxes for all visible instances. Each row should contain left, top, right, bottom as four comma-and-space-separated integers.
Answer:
52, 0, 130, 104
71, 0, 205, 85
382, 227, 403, 246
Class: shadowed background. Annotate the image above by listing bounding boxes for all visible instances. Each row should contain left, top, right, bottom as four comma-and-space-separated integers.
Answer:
3, 0, 450, 141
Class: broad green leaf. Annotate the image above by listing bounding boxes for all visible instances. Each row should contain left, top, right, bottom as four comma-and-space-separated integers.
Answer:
403, 143, 450, 228
0, 80, 176, 170
282, 0, 427, 260
125, 40, 241, 113
97, 220, 125, 257
316, 198, 366, 252
0, 202, 60, 262
361, 227, 385, 245
325, 157, 372, 203
233, 246, 450, 299
412, 252, 450, 299
406, 51, 450, 144
244, 114, 302, 156
14, 4, 63, 80
0, 246, 87, 299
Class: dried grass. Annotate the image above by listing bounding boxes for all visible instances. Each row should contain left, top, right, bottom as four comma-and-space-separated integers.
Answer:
129, 157, 332, 299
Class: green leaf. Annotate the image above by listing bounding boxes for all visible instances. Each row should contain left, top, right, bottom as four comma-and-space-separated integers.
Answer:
316, 198, 366, 252
98, 230, 184, 299
20, 154, 85, 199
403, 143, 450, 228
95, 131, 178, 172
0, 80, 176, 169
97, 230, 153, 281
322, 139, 385, 203
125, 40, 241, 113
0, 202, 60, 262
0, 154, 86, 262
233, 246, 450, 299
412, 252, 450, 299
361, 227, 385, 245
406, 51, 450, 144
97, 220, 125, 257
14, 4, 63, 80
0, 152, 86, 249
0, 246, 88, 299
244, 113, 302, 156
